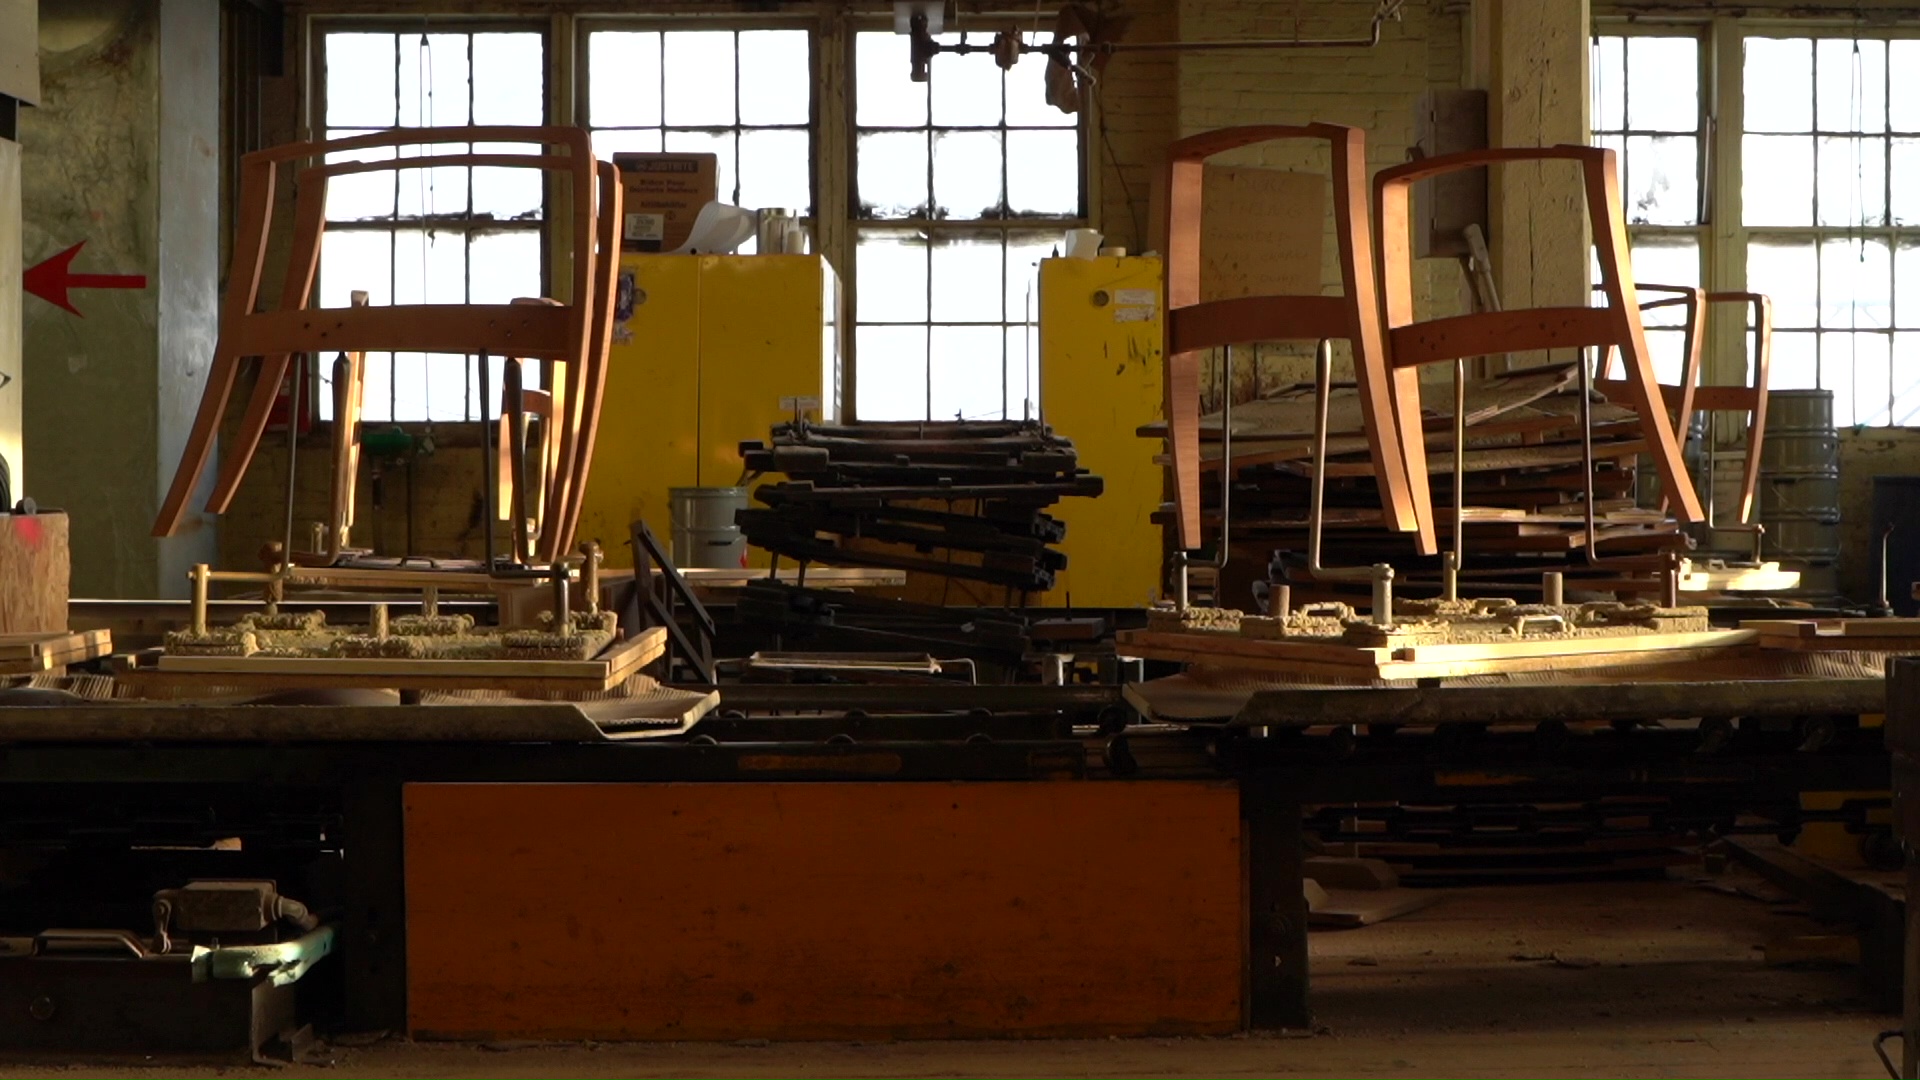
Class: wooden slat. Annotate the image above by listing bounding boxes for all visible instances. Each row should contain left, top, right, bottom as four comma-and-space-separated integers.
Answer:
151, 627, 663, 691
227, 304, 572, 361
1386, 308, 1621, 370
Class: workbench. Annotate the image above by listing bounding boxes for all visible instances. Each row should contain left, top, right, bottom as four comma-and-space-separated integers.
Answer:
0, 674, 1889, 1040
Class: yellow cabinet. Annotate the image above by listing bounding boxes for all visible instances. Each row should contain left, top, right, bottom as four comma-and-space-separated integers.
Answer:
1036, 256, 1165, 608
577, 254, 841, 567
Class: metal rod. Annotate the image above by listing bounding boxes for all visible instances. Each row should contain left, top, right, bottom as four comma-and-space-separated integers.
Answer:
1306, 338, 1396, 625
1581, 345, 1602, 563
1881, 524, 1898, 613
1444, 356, 1466, 602
478, 351, 496, 572
281, 354, 302, 576
189, 564, 209, 636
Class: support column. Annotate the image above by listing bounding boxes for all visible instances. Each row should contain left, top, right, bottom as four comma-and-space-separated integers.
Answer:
0, 2, 35, 497
21, 0, 219, 597
1479, 0, 1592, 320
1244, 771, 1310, 1030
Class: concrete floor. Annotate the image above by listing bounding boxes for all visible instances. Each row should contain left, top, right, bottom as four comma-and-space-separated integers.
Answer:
0, 871, 1896, 1079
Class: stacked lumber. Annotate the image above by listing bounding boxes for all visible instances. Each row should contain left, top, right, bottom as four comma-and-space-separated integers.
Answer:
1145, 363, 1698, 599
1745, 618, 1920, 652
738, 421, 1103, 594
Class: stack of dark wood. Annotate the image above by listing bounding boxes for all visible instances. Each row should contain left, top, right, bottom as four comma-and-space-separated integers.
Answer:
1150, 363, 1697, 600
737, 420, 1103, 595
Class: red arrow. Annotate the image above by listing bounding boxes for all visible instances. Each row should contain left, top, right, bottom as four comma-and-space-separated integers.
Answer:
24, 241, 147, 316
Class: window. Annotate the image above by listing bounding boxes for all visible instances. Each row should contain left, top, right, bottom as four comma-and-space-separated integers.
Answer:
1740, 35, 1914, 426
851, 31, 1083, 422
1590, 31, 1706, 386
318, 29, 548, 422
1594, 25, 1920, 427
584, 28, 814, 234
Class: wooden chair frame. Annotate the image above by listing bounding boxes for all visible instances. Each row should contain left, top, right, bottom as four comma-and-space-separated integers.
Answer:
154, 126, 613, 565
1374, 145, 1707, 555
1596, 286, 1773, 529
1160, 124, 1423, 556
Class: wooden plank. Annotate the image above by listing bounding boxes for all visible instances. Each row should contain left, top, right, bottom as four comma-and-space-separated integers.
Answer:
1395, 629, 1757, 664
0, 512, 68, 636
1116, 629, 1388, 668
151, 627, 664, 691
404, 782, 1245, 1040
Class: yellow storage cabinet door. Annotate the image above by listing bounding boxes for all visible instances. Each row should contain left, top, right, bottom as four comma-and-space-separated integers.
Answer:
1038, 256, 1165, 608
575, 255, 701, 567
696, 255, 830, 568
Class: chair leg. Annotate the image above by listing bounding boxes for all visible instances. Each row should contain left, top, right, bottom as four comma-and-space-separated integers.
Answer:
1165, 348, 1204, 552
1387, 364, 1438, 556
152, 349, 244, 537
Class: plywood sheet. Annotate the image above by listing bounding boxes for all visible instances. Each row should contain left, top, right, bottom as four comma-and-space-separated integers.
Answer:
1201, 165, 1323, 302
0, 512, 68, 636
405, 781, 1245, 1041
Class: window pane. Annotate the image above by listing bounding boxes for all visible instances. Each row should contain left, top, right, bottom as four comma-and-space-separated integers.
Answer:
1893, 41, 1920, 132
930, 39, 1002, 126
1816, 135, 1886, 226
1823, 331, 1891, 426
855, 325, 929, 420
1629, 235, 1700, 295
930, 325, 1008, 420
396, 33, 470, 127
1006, 129, 1079, 216
472, 142, 543, 221
1897, 243, 1920, 328
933, 130, 1003, 217
929, 237, 1003, 323
391, 229, 467, 305
1747, 239, 1818, 329
1817, 38, 1885, 134
1742, 135, 1814, 225
1770, 330, 1819, 390
1627, 36, 1698, 133
391, 351, 431, 423
468, 230, 542, 304
327, 34, 397, 128
1005, 232, 1059, 325
738, 30, 810, 126
738, 129, 812, 213
663, 30, 737, 126
471, 34, 544, 125
1891, 139, 1920, 225
664, 130, 737, 207
857, 131, 929, 218
1592, 36, 1625, 132
1820, 237, 1892, 329
1646, 328, 1689, 386
362, 353, 394, 423
1005, 35, 1075, 128
1007, 325, 1039, 422
319, 231, 393, 308
856, 232, 928, 322
592, 128, 664, 160
424, 357, 474, 424
1895, 333, 1920, 424
396, 141, 470, 218
325, 130, 397, 222
589, 32, 662, 128
1744, 37, 1813, 133
1623, 134, 1697, 225
856, 32, 928, 127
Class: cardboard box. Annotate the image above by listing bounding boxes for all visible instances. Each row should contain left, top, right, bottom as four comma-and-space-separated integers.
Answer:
613, 152, 719, 253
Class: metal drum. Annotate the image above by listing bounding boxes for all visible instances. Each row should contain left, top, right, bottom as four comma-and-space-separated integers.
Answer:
669, 486, 750, 569
1756, 390, 1839, 579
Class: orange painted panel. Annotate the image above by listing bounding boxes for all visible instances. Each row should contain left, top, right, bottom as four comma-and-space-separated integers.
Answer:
405, 781, 1244, 1041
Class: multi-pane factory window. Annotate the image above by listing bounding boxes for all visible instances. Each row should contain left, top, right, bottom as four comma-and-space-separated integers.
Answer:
584, 28, 814, 236
317, 29, 548, 423
851, 31, 1084, 422
1590, 31, 1707, 386
1740, 36, 1919, 426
